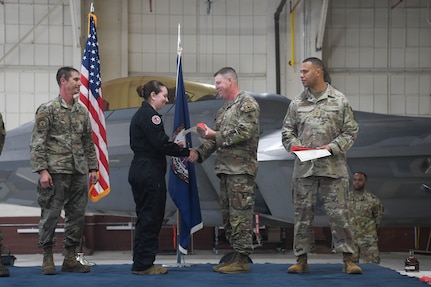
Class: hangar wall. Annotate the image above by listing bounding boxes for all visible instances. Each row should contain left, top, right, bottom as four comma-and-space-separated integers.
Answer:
0, 0, 430, 132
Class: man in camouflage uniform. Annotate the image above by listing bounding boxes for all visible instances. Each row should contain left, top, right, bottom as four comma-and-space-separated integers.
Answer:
30, 67, 99, 275
190, 67, 260, 274
0, 113, 9, 277
348, 172, 384, 264
281, 57, 362, 274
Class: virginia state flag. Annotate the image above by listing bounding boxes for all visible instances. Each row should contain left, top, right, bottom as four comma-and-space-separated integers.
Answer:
169, 54, 203, 254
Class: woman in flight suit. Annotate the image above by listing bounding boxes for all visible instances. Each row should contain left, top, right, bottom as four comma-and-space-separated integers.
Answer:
128, 80, 196, 275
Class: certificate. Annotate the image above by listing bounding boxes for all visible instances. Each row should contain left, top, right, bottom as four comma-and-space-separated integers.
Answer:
292, 149, 331, 162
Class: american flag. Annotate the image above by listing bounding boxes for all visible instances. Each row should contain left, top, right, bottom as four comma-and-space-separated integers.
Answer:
79, 12, 110, 202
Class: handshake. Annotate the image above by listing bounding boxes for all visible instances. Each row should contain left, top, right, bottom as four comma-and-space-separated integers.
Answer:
182, 123, 215, 163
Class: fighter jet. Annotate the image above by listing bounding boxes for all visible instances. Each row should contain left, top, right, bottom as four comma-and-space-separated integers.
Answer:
0, 76, 430, 228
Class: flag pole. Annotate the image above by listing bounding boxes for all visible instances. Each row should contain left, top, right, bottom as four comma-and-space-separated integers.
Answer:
175, 22, 183, 265
163, 23, 193, 268
177, 23, 182, 56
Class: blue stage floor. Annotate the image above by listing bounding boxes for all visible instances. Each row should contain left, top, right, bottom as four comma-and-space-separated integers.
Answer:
3, 250, 430, 287
2, 263, 428, 287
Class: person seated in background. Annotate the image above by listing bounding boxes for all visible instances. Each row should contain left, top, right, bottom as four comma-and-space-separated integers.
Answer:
348, 172, 384, 264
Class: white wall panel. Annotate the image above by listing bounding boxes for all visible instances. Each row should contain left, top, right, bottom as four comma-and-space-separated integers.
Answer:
373, 75, 388, 95
134, 53, 148, 73
359, 75, 373, 94
375, 9, 388, 28
239, 35, 253, 54
7, 114, 20, 130
373, 49, 388, 68
419, 74, 431, 94
374, 29, 387, 48
374, 94, 388, 114
253, 54, 266, 74
19, 73, 34, 94
419, 96, 431, 115
155, 34, 170, 54
127, 0, 268, 96
251, 78, 267, 94
5, 3, 18, 24
213, 54, 226, 70
391, 74, 405, 95
20, 45, 34, 65
239, 0, 253, 16
420, 29, 431, 46
34, 25, 49, 43
390, 48, 404, 68
5, 92, 20, 113
155, 52, 170, 73
345, 75, 360, 96
5, 72, 19, 93
406, 94, 420, 115
5, 25, 19, 44
359, 95, 374, 113
239, 53, 253, 73
48, 45, 63, 66
359, 48, 374, 68
419, 48, 431, 67
406, 75, 419, 94
405, 47, 420, 68
20, 94, 35, 114
0, 1, 80, 130
34, 73, 50, 94
326, 1, 431, 117
390, 94, 405, 114
0, 0, 430, 131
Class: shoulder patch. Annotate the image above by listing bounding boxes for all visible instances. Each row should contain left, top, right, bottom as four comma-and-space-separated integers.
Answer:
35, 111, 49, 130
241, 102, 257, 113
151, 115, 161, 125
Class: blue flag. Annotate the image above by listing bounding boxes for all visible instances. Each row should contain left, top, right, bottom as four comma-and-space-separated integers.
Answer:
169, 54, 203, 254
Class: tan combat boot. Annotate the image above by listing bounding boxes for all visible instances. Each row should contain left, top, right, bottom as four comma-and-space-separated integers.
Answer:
287, 254, 309, 273
0, 243, 10, 277
213, 252, 237, 272
0, 261, 9, 277
343, 252, 362, 274
41, 247, 56, 275
61, 247, 90, 273
132, 265, 168, 275
218, 253, 250, 274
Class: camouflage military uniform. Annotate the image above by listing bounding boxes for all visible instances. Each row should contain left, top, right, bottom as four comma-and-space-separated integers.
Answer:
0, 113, 5, 245
348, 190, 383, 263
197, 92, 260, 255
281, 83, 359, 256
0, 112, 5, 155
30, 96, 98, 249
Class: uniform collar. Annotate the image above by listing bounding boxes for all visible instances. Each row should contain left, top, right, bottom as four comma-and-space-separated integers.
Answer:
56, 95, 77, 109
142, 101, 161, 116
225, 91, 244, 108
305, 83, 333, 103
